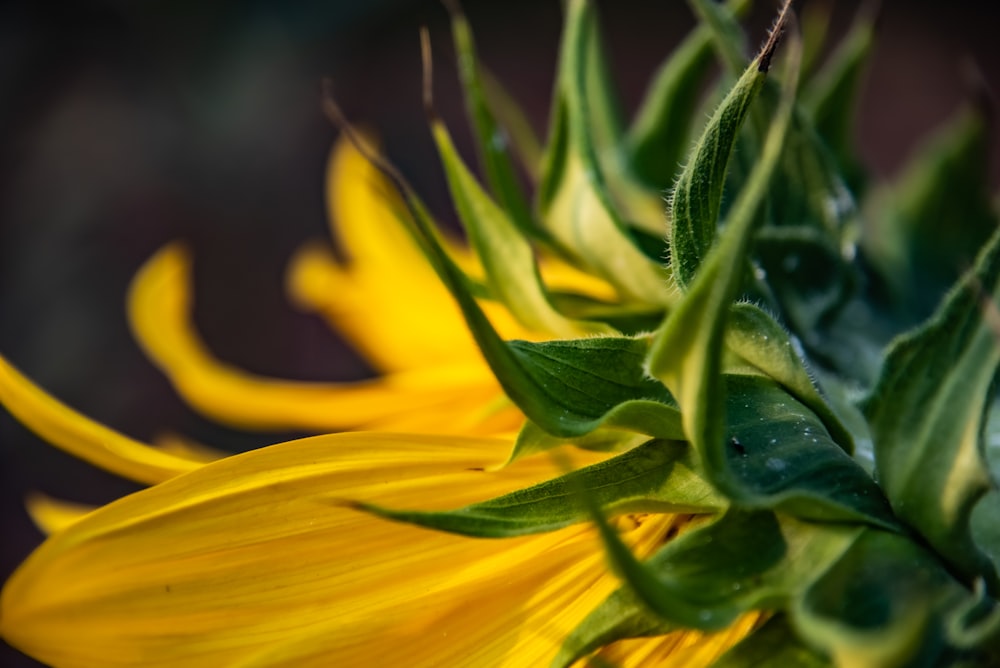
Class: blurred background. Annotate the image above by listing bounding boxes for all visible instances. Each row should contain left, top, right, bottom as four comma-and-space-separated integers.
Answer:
1, 0, 998, 665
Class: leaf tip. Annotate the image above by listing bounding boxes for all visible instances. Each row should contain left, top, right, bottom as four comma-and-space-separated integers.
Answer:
757, 0, 794, 73
420, 26, 439, 123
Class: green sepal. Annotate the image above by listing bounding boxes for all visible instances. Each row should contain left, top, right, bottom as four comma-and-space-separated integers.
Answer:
444, 0, 537, 238
355, 144, 671, 444
546, 292, 665, 335
668, 42, 768, 289
726, 301, 855, 453
353, 439, 724, 538
862, 226, 1000, 591
710, 615, 832, 667
723, 374, 896, 529
649, 18, 797, 496
692, 0, 864, 256
579, 507, 860, 636
793, 529, 964, 667
430, 118, 610, 338
505, 337, 684, 439
537, 0, 672, 304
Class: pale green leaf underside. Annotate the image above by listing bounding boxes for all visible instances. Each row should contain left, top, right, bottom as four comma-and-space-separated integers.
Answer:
538, 0, 672, 305
431, 120, 609, 338
863, 226, 1000, 591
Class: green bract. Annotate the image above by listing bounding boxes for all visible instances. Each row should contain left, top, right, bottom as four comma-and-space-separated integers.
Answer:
343, 0, 1000, 665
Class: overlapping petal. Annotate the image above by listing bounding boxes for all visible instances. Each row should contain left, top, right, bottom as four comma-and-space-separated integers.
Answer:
1, 432, 661, 667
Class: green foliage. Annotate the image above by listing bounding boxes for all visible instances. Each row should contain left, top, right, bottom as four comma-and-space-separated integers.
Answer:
342, 0, 1000, 664
863, 227, 1000, 591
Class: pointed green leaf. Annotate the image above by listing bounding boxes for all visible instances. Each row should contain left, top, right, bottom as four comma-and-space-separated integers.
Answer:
723, 374, 896, 529
431, 119, 610, 338
546, 291, 664, 335
355, 439, 724, 538
862, 226, 1000, 591
668, 21, 774, 289
445, 0, 537, 237
649, 13, 798, 496
726, 301, 855, 453
505, 337, 685, 439
582, 507, 860, 636
538, 0, 673, 304
507, 337, 667, 420
690, 0, 863, 250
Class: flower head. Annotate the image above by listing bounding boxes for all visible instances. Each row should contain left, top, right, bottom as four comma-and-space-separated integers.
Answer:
4, 1, 1000, 667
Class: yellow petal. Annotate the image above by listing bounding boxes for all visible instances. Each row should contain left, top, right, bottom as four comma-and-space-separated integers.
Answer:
233, 512, 749, 668
1, 433, 612, 667
0, 354, 200, 485
2, 432, 754, 667
25, 494, 96, 535
536, 253, 618, 302
316, 136, 537, 372
129, 242, 513, 434
235, 514, 694, 668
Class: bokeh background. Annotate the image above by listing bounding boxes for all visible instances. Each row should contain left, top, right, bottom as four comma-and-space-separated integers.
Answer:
2, 1, 998, 665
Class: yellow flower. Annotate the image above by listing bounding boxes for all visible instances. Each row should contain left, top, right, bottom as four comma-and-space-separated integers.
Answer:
7, 1, 992, 665
0, 134, 759, 666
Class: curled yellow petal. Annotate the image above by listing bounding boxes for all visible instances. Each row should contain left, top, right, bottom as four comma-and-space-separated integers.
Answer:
25, 494, 96, 536
0, 354, 201, 485
129, 242, 515, 434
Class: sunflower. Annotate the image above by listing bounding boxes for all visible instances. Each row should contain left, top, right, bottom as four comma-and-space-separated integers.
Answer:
4, 0, 1000, 666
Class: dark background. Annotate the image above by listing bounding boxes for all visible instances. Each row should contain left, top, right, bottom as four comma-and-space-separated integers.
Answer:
2, 1, 998, 665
